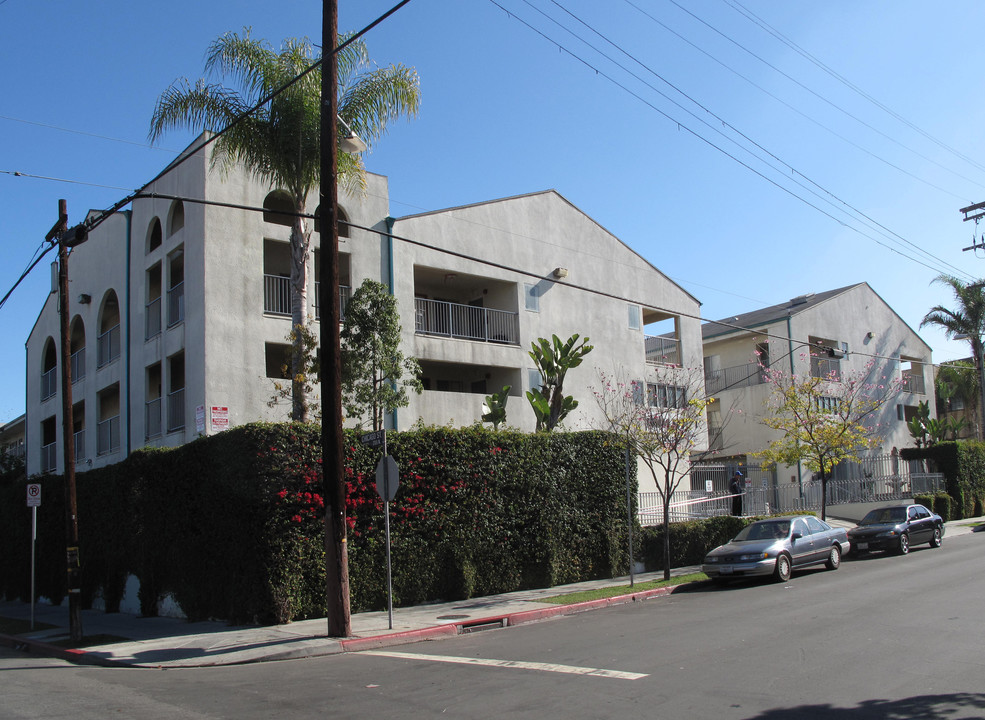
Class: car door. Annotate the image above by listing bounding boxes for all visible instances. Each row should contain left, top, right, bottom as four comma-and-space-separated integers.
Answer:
804, 516, 832, 563
908, 505, 932, 543
790, 517, 816, 566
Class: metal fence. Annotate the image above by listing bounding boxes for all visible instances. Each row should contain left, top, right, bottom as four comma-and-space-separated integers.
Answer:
644, 335, 680, 366
703, 362, 765, 395
414, 298, 520, 345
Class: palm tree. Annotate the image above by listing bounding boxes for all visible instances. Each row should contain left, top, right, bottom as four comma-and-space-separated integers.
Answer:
921, 274, 985, 438
149, 28, 420, 421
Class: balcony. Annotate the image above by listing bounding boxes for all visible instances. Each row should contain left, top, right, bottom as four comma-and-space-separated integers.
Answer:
40, 367, 57, 401
264, 275, 351, 321
74, 429, 86, 463
644, 335, 680, 366
707, 423, 724, 451
167, 388, 185, 433
41, 442, 56, 473
146, 397, 162, 439
810, 355, 841, 381
146, 297, 162, 339
97, 324, 121, 368
902, 371, 926, 394
71, 347, 85, 383
704, 362, 766, 395
414, 298, 520, 345
168, 282, 184, 327
97, 416, 120, 455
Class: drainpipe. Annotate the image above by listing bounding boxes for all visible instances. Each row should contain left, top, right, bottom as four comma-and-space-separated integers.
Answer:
786, 313, 803, 495
385, 216, 398, 431
124, 210, 132, 458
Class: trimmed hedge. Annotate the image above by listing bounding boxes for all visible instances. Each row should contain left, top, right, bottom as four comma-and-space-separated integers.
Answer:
0, 424, 634, 624
901, 442, 985, 519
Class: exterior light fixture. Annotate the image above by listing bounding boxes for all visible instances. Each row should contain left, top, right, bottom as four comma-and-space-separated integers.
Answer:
553, 267, 568, 279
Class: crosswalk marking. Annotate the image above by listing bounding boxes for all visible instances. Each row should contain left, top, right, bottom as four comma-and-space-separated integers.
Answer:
362, 650, 648, 680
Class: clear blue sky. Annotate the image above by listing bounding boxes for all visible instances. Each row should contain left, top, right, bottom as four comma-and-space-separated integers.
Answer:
3, 0, 984, 423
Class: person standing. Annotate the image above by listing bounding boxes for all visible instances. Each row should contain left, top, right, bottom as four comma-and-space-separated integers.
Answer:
729, 471, 744, 516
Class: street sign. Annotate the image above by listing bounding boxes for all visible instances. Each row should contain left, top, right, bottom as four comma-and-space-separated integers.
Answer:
26, 483, 41, 507
375, 455, 399, 502
360, 429, 386, 448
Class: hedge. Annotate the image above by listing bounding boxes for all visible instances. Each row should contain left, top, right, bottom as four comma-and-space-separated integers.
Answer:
901, 441, 985, 519
0, 424, 635, 624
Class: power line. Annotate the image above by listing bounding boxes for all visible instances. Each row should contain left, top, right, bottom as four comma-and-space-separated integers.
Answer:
0, 115, 181, 153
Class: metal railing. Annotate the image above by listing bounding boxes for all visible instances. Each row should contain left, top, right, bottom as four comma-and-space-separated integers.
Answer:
74, 429, 86, 463
810, 355, 841, 380
168, 282, 184, 327
97, 416, 120, 455
146, 297, 162, 339
40, 367, 57, 401
97, 324, 121, 367
704, 362, 765, 394
41, 442, 57, 473
903, 372, 926, 394
264, 275, 291, 316
167, 388, 185, 433
644, 335, 680, 366
145, 397, 162, 439
414, 298, 520, 345
71, 347, 85, 383
314, 282, 350, 321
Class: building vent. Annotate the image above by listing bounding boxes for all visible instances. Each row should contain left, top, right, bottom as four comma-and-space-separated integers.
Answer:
789, 293, 814, 306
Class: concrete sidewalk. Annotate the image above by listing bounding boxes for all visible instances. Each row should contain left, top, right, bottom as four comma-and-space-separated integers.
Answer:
2, 515, 980, 669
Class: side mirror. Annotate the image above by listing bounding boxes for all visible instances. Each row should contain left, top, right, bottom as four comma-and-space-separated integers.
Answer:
791, 532, 803, 540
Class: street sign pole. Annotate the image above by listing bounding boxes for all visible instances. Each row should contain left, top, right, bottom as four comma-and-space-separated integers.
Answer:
26, 483, 41, 630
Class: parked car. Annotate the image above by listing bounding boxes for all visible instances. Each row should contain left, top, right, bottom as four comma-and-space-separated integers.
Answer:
847, 503, 944, 556
702, 516, 850, 583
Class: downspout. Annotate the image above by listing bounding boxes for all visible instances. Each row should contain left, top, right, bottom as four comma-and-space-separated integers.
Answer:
786, 313, 803, 495
123, 210, 132, 458
385, 216, 398, 432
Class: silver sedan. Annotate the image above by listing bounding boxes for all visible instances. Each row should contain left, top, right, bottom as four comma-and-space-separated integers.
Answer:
702, 516, 850, 583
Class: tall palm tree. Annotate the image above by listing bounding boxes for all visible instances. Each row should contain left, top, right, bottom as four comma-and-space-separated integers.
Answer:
921, 274, 985, 438
149, 28, 420, 421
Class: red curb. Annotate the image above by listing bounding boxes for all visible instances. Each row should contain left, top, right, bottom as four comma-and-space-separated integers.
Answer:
340, 623, 459, 652
0, 632, 125, 667
506, 586, 675, 626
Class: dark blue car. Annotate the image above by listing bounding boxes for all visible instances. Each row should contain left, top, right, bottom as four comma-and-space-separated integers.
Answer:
847, 503, 944, 555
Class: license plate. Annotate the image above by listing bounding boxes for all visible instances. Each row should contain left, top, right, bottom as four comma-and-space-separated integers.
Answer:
858, 542, 868, 550
719, 565, 733, 575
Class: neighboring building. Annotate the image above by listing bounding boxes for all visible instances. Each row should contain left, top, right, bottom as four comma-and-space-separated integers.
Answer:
24, 136, 704, 488
700, 283, 934, 489
1, 414, 25, 461
934, 359, 978, 440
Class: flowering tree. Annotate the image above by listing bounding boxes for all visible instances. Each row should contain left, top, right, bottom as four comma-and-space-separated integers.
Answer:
593, 366, 711, 580
757, 355, 902, 520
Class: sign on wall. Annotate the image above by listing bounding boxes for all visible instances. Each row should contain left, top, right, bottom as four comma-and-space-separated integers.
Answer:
210, 406, 229, 434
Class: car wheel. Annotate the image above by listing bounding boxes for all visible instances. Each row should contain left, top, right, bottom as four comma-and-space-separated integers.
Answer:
930, 526, 943, 548
825, 545, 842, 570
773, 553, 792, 582
898, 533, 910, 555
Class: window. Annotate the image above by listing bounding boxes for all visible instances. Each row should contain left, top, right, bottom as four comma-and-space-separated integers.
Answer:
97, 385, 121, 455
524, 283, 540, 312
263, 190, 294, 227
41, 338, 57, 401
70, 317, 85, 383
41, 416, 57, 473
815, 396, 841, 413
97, 291, 121, 368
167, 248, 184, 328
146, 263, 162, 340
167, 352, 185, 433
648, 383, 686, 409
265, 343, 291, 379
528, 368, 542, 393
167, 200, 184, 236
147, 217, 162, 252
146, 363, 162, 440
628, 304, 641, 330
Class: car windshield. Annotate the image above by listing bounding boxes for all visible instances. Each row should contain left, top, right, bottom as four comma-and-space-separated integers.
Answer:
734, 521, 790, 541
859, 507, 907, 525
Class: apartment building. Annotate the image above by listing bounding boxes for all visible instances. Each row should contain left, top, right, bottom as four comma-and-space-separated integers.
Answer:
24, 136, 704, 483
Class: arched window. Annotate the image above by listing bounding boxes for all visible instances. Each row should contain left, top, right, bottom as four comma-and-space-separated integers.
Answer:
148, 217, 163, 252
97, 291, 121, 368
41, 338, 57, 401
263, 191, 294, 227
70, 316, 86, 382
313, 204, 350, 237
167, 200, 184, 236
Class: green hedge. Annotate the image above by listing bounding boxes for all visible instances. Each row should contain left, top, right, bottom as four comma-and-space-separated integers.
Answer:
901, 442, 985, 519
0, 424, 634, 624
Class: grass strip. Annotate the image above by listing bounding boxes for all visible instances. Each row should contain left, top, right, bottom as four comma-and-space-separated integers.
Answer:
0, 617, 57, 636
535, 573, 709, 605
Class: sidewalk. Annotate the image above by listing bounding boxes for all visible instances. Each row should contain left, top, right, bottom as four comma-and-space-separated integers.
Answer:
2, 516, 980, 669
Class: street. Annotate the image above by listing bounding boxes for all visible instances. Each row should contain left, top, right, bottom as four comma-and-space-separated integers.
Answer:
3, 531, 984, 719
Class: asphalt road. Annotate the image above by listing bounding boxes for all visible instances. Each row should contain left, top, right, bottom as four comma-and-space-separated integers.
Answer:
3, 531, 984, 719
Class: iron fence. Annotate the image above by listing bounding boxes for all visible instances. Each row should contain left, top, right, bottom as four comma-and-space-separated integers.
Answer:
414, 298, 520, 345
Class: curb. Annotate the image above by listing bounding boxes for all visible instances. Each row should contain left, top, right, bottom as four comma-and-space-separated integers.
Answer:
0, 632, 127, 668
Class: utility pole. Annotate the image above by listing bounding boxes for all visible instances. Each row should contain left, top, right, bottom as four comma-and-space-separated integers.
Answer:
960, 201, 985, 253
46, 199, 86, 643
320, 0, 351, 637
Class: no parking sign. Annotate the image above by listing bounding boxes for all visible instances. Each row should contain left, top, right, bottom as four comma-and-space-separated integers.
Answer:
26, 483, 41, 507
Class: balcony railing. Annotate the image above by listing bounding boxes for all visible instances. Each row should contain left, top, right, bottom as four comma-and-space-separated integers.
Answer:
704, 362, 766, 395
41, 442, 57, 473
71, 347, 85, 383
97, 415, 120, 456
414, 298, 520, 345
810, 355, 841, 381
74, 429, 86, 463
145, 397, 162, 439
40, 367, 57, 401
314, 281, 350, 321
146, 297, 162, 339
707, 423, 724, 451
265, 275, 351, 321
97, 324, 121, 368
644, 336, 680, 366
167, 388, 185, 433
903, 372, 926, 394
168, 282, 184, 327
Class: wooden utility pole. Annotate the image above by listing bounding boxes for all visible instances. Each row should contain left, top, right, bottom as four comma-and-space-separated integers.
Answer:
47, 199, 83, 642
320, 0, 351, 637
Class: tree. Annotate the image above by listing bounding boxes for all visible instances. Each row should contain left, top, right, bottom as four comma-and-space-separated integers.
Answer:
341, 279, 422, 431
267, 323, 320, 421
921, 275, 985, 438
757, 357, 902, 520
481, 385, 511, 430
936, 359, 977, 431
149, 28, 420, 421
527, 334, 593, 431
593, 367, 711, 580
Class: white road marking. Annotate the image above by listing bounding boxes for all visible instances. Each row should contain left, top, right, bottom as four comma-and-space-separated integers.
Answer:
362, 650, 648, 680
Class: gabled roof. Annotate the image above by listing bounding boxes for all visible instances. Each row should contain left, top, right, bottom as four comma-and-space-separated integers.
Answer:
702, 283, 864, 340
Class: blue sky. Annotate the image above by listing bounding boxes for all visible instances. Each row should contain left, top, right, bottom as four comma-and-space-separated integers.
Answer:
3, 0, 984, 423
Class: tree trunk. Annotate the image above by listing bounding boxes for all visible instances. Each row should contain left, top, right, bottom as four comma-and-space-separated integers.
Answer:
820, 468, 827, 521
663, 470, 672, 581
290, 209, 312, 422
